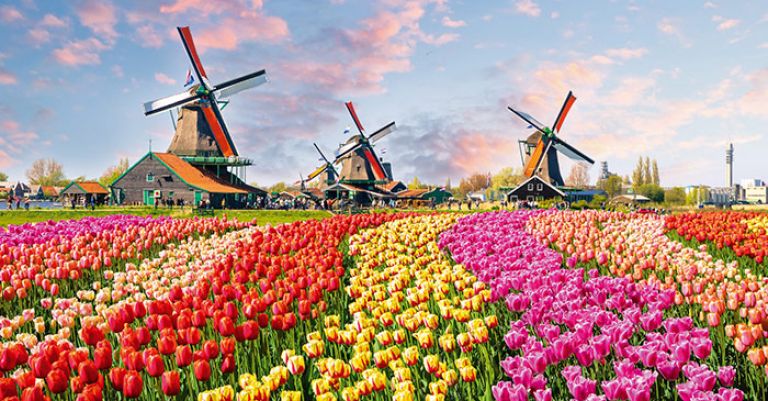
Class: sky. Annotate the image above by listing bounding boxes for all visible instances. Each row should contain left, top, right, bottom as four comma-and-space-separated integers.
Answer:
0, 0, 767, 188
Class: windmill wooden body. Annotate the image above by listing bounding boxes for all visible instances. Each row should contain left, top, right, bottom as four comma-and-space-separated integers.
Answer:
509, 91, 594, 187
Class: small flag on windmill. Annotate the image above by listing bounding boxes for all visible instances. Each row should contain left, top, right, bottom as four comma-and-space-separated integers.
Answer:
184, 69, 195, 87
343, 126, 351, 136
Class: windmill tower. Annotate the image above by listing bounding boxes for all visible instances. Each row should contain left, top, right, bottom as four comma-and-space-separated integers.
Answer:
726, 143, 733, 188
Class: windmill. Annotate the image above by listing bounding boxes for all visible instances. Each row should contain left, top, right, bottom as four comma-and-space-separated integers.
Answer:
143, 26, 267, 158
333, 101, 396, 183
305, 143, 339, 186
508, 91, 594, 187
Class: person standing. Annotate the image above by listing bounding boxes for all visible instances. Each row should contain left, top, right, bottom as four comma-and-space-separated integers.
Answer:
24, 198, 30, 211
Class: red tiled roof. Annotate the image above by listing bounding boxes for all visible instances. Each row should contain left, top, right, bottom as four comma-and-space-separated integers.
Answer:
77, 181, 109, 194
397, 189, 429, 199
153, 153, 246, 194
380, 180, 404, 192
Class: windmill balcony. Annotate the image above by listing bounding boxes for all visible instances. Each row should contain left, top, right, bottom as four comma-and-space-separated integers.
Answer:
181, 156, 253, 167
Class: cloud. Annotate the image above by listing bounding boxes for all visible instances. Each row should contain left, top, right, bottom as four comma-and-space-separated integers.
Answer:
0, 119, 39, 155
657, 17, 691, 47
28, 28, 51, 45
0, 68, 16, 85
40, 14, 68, 28
111, 65, 124, 77
76, 0, 118, 41
0, 5, 23, 23
154, 72, 177, 85
704, 1, 717, 8
135, 25, 164, 48
712, 16, 739, 31
605, 47, 648, 60
0, 149, 12, 169
677, 134, 761, 150
514, 0, 541, 17
441, 16, 465, 28
157, 0, 289, 51
52, 37, 109, 66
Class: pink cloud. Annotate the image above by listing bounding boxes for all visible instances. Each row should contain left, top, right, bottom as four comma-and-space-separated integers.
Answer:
0, 119, 38, 155
714, 17, 739, 31
159, 0, 243, 15
441, 16, 465, 28
136, 25, 164, 48
154, 72, 177, 85
514, 0, 541, 17
0, 149, 12, 169
0, 68, 16, 85
194, 13, 289, 51
0, 5, 23, 23
52, 38, 109, 66
28, 28, 51, 45
605, 47, 648, 59
40, 14, 68, 28
76, 0, 118, 41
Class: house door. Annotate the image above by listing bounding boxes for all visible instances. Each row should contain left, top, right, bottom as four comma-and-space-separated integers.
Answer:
143, 190, 154, 206
194, 191, 202, 206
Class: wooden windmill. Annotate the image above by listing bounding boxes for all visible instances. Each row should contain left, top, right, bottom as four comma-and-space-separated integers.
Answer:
304, 143, 339, 186
508, 91, 594, 187
143, 26, 267, 159
333, 101, 396, 183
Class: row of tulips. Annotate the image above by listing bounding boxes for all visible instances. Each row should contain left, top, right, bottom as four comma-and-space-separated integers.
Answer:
665, 212, 768, 264
526, 210, 768, 398
202, 214, 508, 401
0, 213, 413, 401
439, 211, 743, 401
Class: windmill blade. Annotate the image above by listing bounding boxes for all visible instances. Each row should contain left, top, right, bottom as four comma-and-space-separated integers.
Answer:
143, 90, 202, 116
177, 26, 212, 90
552, 137, 594, 164
214, 70, 267, 99
361, 147, 388, 180
507, 107, 548, 134
523, 139, 546, 177
368, 122, 396, 144
200, 100, 238, 157
552, 91, 576, 134
345, 101, 366, 136
314, 143, 332, 165
335, 141, 362, 161
306, 165, 327, 181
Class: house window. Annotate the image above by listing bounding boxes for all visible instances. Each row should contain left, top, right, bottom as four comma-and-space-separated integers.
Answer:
509, 195, 518, 201
146, 173, 154, 182
168, 191, 174, 199
537, 183, 543, 191
528, 183, 533, 191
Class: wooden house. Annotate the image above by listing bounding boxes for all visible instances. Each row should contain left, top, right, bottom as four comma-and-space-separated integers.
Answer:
60, 181, 109, 205
507, 175, 565, 202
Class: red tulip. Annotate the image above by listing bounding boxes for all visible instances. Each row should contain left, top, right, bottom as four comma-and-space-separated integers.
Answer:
78, 360, 99, 384
135, 327, 151, 346
122, 370, 143, 398
21, 386, 45, 401
220, 338, 235, 355
30, 356, 51, 378
175, 345, 192, 368
146, 354, 164, 377
0, 377, 17, 398
79, 324, 104, 346
71, 376, 84, 394
161, 371, 180, 396
218, 316, 235, 337
45, 368, 68, 394
157, 335, 176, 356
108, 368, 126, 391
15, 370, 35, 389
221, 354, 235, 374
203, 340, 219, 360
186, 327, 201, 345
93, 347, 112, 371
193, 359, 211, 381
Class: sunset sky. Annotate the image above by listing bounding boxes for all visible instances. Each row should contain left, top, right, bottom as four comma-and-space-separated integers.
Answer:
0, 0, 767, 187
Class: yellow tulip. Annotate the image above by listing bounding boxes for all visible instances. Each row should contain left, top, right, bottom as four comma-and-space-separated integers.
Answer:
280, 391, 301, 401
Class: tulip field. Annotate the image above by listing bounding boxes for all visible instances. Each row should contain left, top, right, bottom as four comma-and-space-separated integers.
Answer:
0, 210, 766, 400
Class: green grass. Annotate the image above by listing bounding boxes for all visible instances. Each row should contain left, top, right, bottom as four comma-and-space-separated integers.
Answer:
0, 207, 332, 227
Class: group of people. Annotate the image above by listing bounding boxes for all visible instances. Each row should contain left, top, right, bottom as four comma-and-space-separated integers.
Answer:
4, 194, 30, 210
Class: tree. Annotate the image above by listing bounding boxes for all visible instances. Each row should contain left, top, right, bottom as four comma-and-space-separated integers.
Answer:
664, 187, 686, 204
566, 164, 590, 188
638, 183, 664, 203
268, 182, 288, 193
597, 175, 623, 198
444, 178, 452, 191
643, 156, 652, 187
459, 172, 490, 195
408, 176, 425, 189
99, 158, 130, 186
0, 172, 7, 181
491, 167, 524, 190
686, 187, 710, 205
26, 159, 66, 186
631, 156, 644, 189
651, 160, 660, 186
